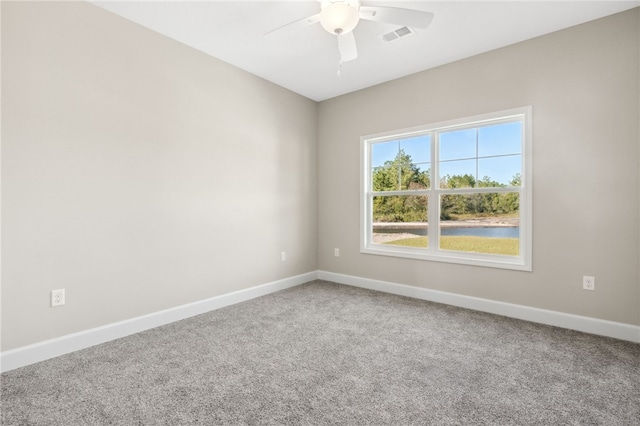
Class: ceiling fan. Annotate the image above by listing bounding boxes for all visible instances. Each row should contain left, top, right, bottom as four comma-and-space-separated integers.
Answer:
265, 0, 434, 63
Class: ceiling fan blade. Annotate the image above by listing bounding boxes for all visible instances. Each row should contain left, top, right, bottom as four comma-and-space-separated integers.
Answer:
264, 13, 321, 39
338, 31, 358, 62
359, 6, 433, 29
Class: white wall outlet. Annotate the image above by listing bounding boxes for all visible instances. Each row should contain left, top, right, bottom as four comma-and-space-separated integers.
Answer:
281, 251, 286, 261
334, 248, 340, 257
51, 289, 65, 307
583, 276, 595, 291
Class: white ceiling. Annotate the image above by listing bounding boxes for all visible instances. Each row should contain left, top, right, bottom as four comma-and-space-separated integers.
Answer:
92, 0, 639, 101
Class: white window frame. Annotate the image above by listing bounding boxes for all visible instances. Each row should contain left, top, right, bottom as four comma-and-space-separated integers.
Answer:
360, 106, 532, 271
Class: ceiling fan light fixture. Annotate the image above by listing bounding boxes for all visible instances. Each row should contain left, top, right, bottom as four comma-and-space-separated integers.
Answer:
320, 2, 360, 35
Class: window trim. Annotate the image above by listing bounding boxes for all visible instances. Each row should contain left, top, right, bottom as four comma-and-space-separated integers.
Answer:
360, 106, 532, 271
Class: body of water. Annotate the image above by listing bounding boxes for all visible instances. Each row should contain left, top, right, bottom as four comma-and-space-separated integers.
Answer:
375, 227, 519, 238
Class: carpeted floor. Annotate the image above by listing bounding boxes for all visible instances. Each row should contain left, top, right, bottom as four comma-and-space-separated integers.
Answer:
2, 280, 639, 425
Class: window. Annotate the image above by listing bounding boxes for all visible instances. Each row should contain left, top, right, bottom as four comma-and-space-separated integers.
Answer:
361, 107, 532, 271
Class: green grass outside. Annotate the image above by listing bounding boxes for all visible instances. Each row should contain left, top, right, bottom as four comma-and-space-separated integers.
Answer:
384, 235, 519, 256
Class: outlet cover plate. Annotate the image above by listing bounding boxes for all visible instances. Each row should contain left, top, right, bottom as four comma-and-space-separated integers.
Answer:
51, 289, 65, 307
583, 276, 595, 291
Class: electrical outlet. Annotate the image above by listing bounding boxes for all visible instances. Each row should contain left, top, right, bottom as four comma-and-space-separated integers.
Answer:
583, 276, 595, 291
51, 289, 65, 307
281, 251, 286, 261
334, 248, 340, 257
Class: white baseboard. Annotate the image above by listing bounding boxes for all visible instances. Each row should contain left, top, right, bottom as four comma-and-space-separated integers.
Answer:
0, 271, 318, 373
4, 269, 637, 373
318, 270, 640, 344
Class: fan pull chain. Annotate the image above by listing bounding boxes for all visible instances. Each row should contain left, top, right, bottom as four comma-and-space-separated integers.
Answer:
335, 35, 343, 76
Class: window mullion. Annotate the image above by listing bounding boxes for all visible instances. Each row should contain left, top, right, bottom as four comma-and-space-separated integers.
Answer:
475, 128, 479, 182
429, 130, 440, 253
438, 186, 521, 195
370, 190, 428, 197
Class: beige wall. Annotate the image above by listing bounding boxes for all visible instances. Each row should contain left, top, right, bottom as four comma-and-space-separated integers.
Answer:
1, 1, 318, 351
2, 3, 639, 354
318, 9, 640, 326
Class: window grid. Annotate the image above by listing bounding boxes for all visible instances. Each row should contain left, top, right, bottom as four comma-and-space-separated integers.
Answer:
361, 107, 532, 271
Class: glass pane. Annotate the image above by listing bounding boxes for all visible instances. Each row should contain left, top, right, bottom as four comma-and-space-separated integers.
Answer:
400, 135, 431, 164
372, 165, 400, 192
402, 135, 431, 190
372, 139, 431, 191
402, 163, 430, 190
439, 193, 520, 256
478, 122, 522, 157
372, 141, 399, 168
439, 128, 476, 161
478, 155, 521, 187
439, 159, 476, 188
372, 195, 428, 248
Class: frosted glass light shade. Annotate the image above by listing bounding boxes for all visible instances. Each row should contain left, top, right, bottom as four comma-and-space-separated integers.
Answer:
320, 3, 360, 35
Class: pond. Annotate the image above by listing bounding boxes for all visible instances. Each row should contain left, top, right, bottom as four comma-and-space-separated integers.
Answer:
375, 227, 519, 238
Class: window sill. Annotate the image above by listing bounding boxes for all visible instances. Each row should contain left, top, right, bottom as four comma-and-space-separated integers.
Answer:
361, 244, 532, 272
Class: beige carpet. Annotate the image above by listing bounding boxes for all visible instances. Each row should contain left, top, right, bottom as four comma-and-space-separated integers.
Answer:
2, 280, 639, 425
